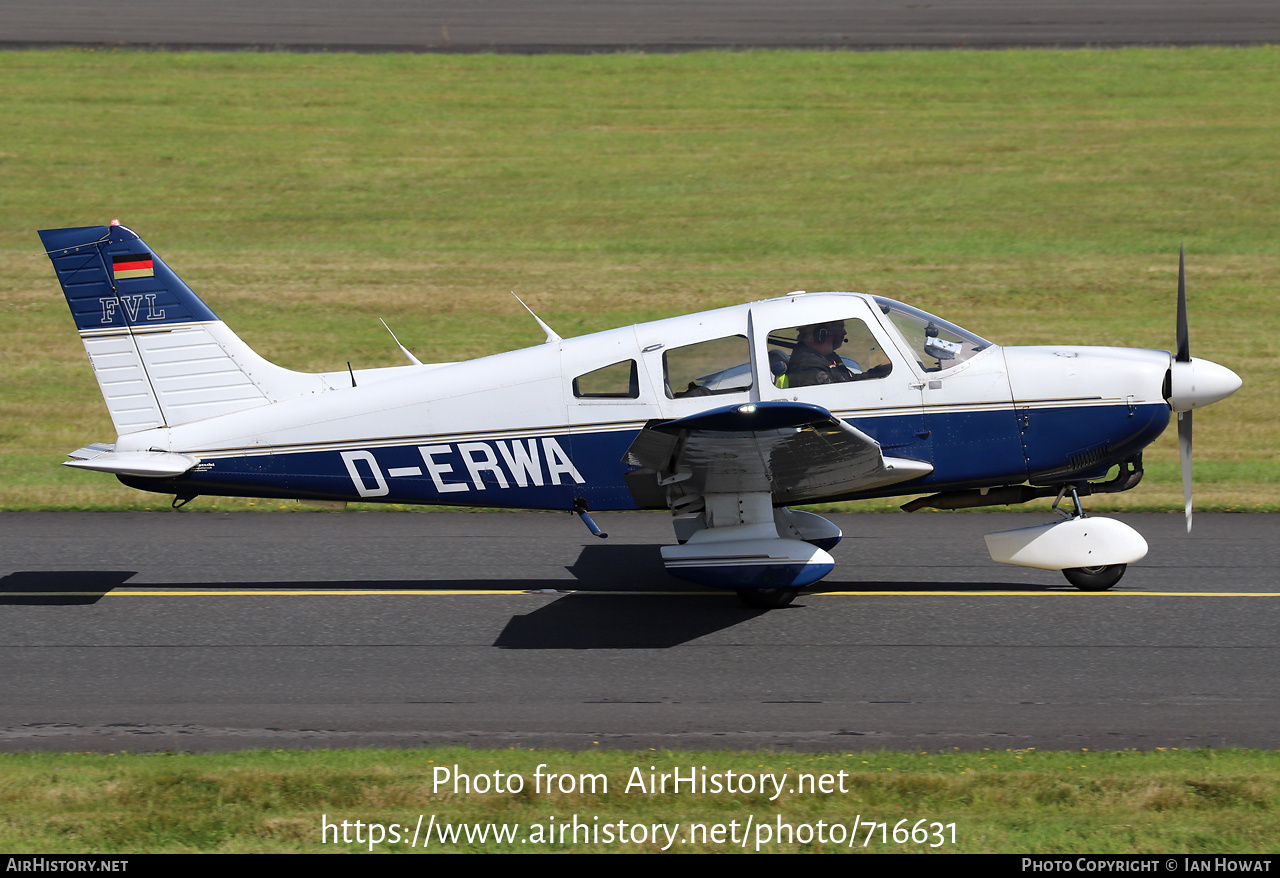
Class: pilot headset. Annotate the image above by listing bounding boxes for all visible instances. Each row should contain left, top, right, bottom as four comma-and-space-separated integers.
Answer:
809, 323, 843, 349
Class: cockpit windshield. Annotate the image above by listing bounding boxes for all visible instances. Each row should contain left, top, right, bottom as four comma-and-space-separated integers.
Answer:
873, 297, 993, 372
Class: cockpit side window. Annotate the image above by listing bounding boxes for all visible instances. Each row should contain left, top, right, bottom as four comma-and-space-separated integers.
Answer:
573, 359, 640, 399
663, 335, 752, 399
767, 315, 892, 388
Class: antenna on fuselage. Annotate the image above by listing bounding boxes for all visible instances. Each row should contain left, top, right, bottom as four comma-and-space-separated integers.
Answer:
511, 292, 562, 345
378, 318, 423, 366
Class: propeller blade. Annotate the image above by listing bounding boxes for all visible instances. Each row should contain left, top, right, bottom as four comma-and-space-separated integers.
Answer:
1175, 243, 1190, 363
1175, 244, 1193, 533
1178, 409, 1193, 532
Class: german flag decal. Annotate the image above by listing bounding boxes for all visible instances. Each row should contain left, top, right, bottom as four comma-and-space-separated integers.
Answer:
112, 253, 155, 280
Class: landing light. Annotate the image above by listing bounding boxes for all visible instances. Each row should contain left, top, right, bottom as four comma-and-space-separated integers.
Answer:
738, 404, 757, 414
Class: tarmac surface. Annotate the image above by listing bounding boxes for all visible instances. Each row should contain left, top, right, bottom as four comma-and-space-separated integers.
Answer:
4, 1, 1279, 51
1, 510, 1276, 752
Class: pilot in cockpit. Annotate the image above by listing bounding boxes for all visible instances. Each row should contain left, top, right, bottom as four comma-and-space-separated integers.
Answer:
783, 321, 857, 387
781, 320, 893, 388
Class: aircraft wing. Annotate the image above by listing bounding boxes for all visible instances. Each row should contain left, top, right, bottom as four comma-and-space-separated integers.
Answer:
623, 401, 932, 506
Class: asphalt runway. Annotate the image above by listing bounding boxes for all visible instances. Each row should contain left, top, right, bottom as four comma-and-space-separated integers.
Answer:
0, 510, 1275, 753
4, 1, 1278, 50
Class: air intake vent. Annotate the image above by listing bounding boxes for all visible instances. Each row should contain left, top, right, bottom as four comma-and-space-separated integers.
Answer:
1067, 443, 1112, 471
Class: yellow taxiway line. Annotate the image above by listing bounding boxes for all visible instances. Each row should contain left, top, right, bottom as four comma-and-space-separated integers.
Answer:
2, 590, 1278, 597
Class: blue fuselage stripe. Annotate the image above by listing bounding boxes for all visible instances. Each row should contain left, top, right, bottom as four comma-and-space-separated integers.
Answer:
121, 402, 1170, 509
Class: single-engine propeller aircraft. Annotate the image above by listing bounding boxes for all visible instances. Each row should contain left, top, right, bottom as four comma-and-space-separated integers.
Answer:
40, 223, 1241, 607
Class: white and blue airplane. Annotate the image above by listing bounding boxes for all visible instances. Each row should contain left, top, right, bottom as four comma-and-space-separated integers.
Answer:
40, 222, 1241, 607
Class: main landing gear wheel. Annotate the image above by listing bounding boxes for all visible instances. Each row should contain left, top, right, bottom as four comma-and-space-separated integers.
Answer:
736, 588, 799, 609
1062, 564, 1126, 591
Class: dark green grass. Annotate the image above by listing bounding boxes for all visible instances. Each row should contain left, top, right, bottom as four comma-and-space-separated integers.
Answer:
1, 748, 1276, 853
6, 49, 1277, 258
2, 48, 1276, 509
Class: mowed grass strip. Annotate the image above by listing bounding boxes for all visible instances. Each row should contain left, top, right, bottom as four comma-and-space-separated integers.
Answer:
1, 48, 1276, 510
0, 748, 1276, 853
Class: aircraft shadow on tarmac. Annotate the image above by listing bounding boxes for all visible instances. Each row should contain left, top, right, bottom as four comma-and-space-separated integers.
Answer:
0, 544, 1056, 603
0, 571, 139, 605
0, 545, 1057, 650
495, 545, 1053, 648
563, 544, 1047, 594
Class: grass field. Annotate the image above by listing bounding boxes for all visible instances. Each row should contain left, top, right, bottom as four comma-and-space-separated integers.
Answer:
2, 747, 1277, 853
1, 48, 1276, 511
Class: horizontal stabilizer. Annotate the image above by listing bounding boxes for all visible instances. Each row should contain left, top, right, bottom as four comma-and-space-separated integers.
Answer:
65, 443, 197, 477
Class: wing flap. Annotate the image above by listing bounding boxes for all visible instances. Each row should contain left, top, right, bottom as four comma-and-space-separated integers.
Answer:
624, 401, 931, 505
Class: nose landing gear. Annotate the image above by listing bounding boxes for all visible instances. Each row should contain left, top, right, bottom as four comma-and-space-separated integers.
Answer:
1061, 563, 1127, 591
984, 486, 1148, 591
1052, 488, 1128, 591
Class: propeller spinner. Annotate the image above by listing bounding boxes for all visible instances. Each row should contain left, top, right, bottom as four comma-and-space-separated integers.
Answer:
1165, 245, 1243, 532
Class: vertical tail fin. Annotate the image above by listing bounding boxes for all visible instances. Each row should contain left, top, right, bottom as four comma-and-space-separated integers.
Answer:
39, 223, 321, 435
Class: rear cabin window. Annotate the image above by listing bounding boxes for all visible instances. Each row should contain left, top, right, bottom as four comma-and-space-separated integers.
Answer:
663, 335, 752, 399
573, 359, 640, 399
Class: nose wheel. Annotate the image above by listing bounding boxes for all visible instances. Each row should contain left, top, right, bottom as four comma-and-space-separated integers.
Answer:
1053, 488, 1127, 591
1062, 564, 1126, 591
